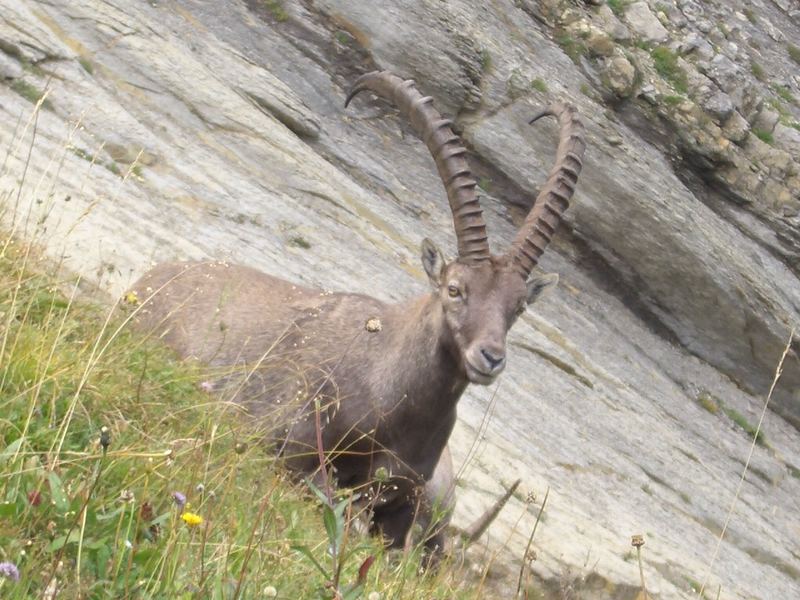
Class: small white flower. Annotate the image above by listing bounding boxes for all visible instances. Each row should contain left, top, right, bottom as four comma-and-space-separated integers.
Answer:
263, 585, 278, 597
368, 592, 381, 600
124, 540, 133, 550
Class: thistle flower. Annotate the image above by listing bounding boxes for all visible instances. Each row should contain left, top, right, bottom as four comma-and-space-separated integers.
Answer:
171, 491, 187, 508
0, 561, 20, 582
27, 490, 42, 506
181, 512, 203, 527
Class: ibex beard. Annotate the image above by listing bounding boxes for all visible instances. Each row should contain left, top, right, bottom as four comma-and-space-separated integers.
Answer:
128, 70, 585, 560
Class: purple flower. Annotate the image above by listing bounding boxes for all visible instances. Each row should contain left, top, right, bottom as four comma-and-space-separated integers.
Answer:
0, 561, 20, 582
171, 491, 187, 508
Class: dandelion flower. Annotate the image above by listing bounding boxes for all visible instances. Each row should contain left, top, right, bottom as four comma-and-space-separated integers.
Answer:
181, 512, 203, 527
0, 561, 20, 582
171, 491, 187, 508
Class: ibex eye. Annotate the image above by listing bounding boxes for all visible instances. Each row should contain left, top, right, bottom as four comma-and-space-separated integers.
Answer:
448, 285, 461, 298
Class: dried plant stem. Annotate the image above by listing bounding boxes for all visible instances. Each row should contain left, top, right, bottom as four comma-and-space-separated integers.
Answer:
698, 328, 795, 597
515, 486, 549, 598
636, 545, 649, 599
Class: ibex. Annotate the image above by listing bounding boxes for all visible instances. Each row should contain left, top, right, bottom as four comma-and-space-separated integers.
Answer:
129, 70, 585, 556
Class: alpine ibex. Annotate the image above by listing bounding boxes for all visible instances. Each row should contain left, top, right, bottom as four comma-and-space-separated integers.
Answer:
129, 70, 585, 556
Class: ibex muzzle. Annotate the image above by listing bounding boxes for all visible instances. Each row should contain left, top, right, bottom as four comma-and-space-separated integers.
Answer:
129, 70, 585, 558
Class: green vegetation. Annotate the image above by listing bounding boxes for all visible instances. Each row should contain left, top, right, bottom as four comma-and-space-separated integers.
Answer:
752, 127, 774, 145
650, 46, 688, 94
289, 235, 311, 249
774, 85, 796, 105
0, 238, 484, 598
478, 48, 492, 72
556, 33, 587, 65
743, 8, 757, 24
722, 405, 767, 446
661, 94, 685, 108
78, 57, 94, 75
696, 391, 767, 446
334, 30, 351, 45
750, 61, 766, 82
607, 0, 629, 17
10, 80, 53, 110
696, 391, 719, 414
477, 177, 492, 193
264, 0, 289, 22
788, 43, 800, 66
531, 78, 548, 93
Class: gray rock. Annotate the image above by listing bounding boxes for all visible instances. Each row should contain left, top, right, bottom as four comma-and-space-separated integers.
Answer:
1, 1, 800, 599
702, 90, 735, 121
603, 55, 637, 97
752, 108, 780, 133
624, 1, 670, 42
595, 5, 632, 41
773, 123, 800, 154
0, 51, 22, 79
722, 110, 751, 144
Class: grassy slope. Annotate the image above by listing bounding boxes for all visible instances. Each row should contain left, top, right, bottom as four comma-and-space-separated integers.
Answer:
0, 238, 499, 599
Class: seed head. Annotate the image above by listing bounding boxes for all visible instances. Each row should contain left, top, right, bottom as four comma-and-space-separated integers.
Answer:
99, 426, 111, 451
631, 534, 645, 548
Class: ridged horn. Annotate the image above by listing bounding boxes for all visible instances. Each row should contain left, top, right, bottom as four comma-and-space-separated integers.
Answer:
509, 103, 585, 278
345, 70, 491, 263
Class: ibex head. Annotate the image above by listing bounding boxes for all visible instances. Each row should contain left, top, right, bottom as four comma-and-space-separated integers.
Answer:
346, 71, 585, 385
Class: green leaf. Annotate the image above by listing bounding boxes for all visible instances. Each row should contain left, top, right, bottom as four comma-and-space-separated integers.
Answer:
306, 478, 331, 507
322, 504, 340, 555
48, 471, 69, 513
50, 529, 82, 551
95, 506, 124, 521
291, 544, 330, 579
0, 438, 23, 461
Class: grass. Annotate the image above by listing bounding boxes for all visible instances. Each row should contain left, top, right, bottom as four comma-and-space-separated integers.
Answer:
607, 0, 629, 17
661, 94, 685, 108
774, 85, 796, 105
743, 8, 757, 24
555, 33, 587, 65
478, 48, 492, 73
752, 128, 774, 145
531, 78, 548, 93
750, 61, 766, 82
722, 405, 767, 446
263, 0, 289, 22
10, 80, 53, 111
78, 57, 94, 75
650, 46, 688, 94
696, 391, 719, 414
788, 43, 800, 66
288, 235, 311, 249
0, 238, 484, 598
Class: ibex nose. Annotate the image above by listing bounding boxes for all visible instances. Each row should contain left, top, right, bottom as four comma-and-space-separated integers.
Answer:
480, 348, 506, 372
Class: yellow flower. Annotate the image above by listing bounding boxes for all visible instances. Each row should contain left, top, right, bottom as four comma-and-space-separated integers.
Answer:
181, 512, 203, 527
123, 291, 139, 305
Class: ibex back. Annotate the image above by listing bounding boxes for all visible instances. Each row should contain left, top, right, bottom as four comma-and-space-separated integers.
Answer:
129, 71, 585, 556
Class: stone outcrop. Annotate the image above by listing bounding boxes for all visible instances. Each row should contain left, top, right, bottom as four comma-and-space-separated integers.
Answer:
1, 1, 799, 598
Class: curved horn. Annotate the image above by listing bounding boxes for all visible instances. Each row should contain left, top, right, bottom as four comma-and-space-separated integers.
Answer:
509, 103, 585, 278
345, 70, 491, 264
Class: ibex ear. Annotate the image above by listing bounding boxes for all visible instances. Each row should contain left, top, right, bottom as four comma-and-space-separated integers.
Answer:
526, 273, 559, 305
421, 238, 445, 287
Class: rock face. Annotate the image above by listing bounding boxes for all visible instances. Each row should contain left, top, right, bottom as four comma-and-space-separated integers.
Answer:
1, 0, 799, 598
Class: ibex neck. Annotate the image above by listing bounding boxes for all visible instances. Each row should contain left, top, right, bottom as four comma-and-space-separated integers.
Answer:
380, 293, 467, 414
